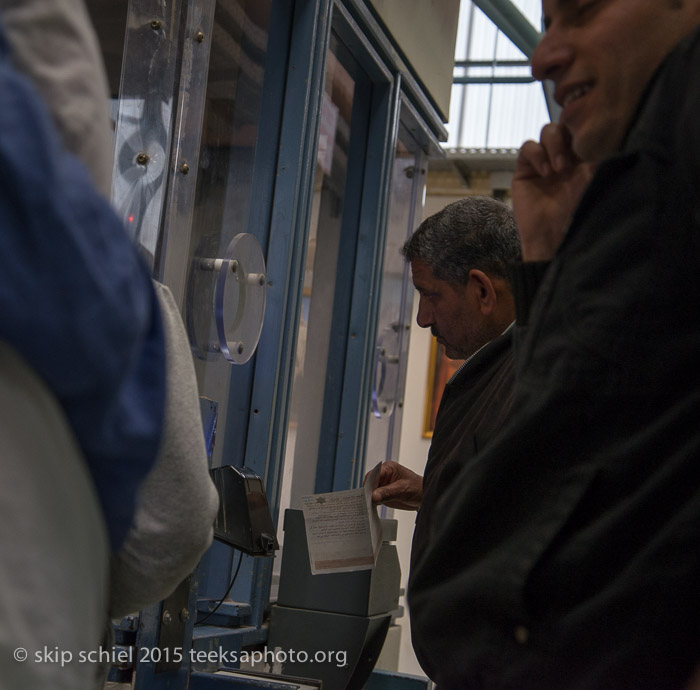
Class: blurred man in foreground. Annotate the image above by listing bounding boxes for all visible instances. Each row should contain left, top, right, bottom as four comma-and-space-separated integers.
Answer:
409, 2, 700, 688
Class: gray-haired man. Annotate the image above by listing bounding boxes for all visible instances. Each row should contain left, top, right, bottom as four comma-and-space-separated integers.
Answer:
370, 196, 520, 673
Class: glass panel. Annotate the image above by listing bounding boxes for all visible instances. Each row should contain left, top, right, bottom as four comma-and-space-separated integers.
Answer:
95, 0, 187, 270
183, 0, 273, 468
365, 127, 424, 470
278, 33, 365, 522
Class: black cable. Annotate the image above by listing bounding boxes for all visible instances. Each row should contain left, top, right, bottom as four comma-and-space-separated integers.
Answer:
195, 550, 244, 626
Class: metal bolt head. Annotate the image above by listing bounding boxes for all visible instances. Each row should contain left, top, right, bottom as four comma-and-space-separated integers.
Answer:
179, 608, 190, 622
196, 31, 205, 43
181, 163, 190, 175
151, 19, 162, 30
162, 610, 172, 626
136, 152, 149, 166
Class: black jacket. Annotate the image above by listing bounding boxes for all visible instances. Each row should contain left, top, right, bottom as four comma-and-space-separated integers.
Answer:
409, 27, 700, 690
410, 329, 515, 575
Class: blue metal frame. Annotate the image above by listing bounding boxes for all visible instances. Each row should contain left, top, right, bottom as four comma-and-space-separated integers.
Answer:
243, 0, 333, 520
341, 75, 401, 492
192, 0, 299, 628
188, 0, 338, 660
195, 0, 333, 646
218, 0, 296, 472
231, 0, 334, 636
328, 5, 401, 491
398, 92, 444, 160
111, 1, 446, 688
312, 7, 395, 494
196, 0, 441, 666
202, 0, 301, 631
129, 579, 200, 688
194, 0, 449, 630
313, 71, 373, 494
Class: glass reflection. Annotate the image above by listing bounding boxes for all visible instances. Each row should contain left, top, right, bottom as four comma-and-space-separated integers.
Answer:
365, 131, 423, 469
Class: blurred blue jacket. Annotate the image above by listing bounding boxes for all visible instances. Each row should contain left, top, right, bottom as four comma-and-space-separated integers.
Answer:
0, 26, 165, 551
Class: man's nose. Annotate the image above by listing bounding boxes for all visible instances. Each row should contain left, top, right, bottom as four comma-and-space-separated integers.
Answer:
531, 23, 574, 85
416, 299, 433, 329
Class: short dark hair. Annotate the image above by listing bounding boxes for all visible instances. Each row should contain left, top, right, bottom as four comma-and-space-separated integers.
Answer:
402, 196, 521, 286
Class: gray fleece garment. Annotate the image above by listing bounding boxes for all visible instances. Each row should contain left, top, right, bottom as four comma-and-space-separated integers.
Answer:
109, 282, 219, 618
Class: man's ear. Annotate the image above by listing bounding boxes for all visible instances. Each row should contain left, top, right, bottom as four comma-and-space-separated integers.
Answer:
468, 269, 497, 315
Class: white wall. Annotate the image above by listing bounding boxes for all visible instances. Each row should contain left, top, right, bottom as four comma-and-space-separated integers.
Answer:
393, 293, 432, 677
369, 0, 461, 121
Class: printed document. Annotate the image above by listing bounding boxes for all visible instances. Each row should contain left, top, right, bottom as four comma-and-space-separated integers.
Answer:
301, 462, 383, 574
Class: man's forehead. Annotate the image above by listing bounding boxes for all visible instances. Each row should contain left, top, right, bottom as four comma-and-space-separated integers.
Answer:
410, 260, 451, 289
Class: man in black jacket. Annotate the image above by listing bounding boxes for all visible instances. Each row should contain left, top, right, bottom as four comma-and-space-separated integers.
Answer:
409, 2, 700, 689
369, 196, 520, 673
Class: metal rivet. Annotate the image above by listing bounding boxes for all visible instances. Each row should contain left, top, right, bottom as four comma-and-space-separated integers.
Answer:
151, 19, 162, 30
136, 152, 149, 166
196, 31, 205, 43
181, 163, 190, 175
179, 608, 190, 622
162, 610, 172, 626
